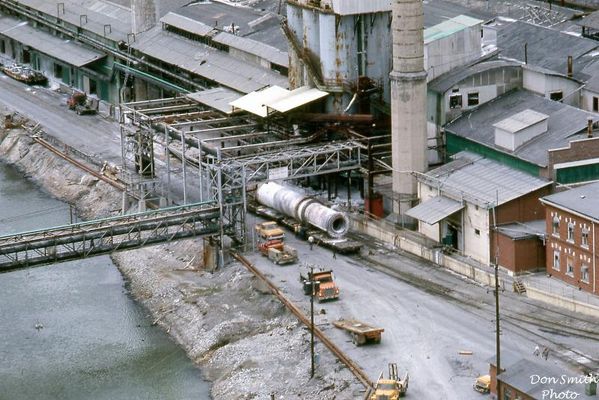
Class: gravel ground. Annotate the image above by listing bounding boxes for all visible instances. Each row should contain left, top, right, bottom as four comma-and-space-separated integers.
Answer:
0, 117, 362, 399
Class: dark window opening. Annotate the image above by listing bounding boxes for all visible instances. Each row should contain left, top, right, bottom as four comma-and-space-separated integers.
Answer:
89, 78, 97, 95
54, 63, 63, 79
22, 49, 31, 64
550, 91, 563, 101
449, 94, 462, 109
0, 40, 5, 54
468, 92, 479, 107
593, 97, 598, 112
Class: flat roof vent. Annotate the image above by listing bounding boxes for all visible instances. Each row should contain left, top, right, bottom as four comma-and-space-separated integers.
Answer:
493, 109, 549, 151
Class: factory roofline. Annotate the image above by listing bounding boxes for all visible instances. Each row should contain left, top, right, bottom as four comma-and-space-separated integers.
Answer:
496, 20, 599, 82
445, 89, 597, 168
428, 59, 521, 94
540, 181, 599, 222
424, 15, 483, 44
420, 152, 552, 208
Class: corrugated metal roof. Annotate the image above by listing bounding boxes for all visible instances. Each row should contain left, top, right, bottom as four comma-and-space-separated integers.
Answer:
497, 20, 599, 81
266, 86, 328, 113
424, 15, 483, 44
428, 60, 521, 94
0, 16, 105, 67
541, 181, 599, 221
405, 196, 464, 225
445, 89, 597, 167
212, 32, 288, 67
496, 220, 545, 240
576, 10, 599, 30
16, 0, 131, 42
186, 87, 242, 114
229, 86, 289, 117
160, 12, 214, 37
493, 109, 548, 133
130, 27, 288, 94
425, 152, 552, 207
230, 85, 328, 117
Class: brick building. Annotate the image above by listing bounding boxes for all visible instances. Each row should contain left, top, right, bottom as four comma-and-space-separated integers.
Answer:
540, 182, 599, 296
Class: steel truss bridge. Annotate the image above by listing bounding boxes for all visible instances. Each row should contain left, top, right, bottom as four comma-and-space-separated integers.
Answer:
0, 201, 220, 272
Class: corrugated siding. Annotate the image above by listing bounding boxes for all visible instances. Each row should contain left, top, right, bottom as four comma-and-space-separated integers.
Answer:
556, 163, 599, 183
446, 133, 540, 176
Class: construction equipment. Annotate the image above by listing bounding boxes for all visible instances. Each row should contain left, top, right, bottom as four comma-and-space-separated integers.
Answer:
370, 363, 409, 399
258, 239, 298, 265
67, 91, 98, 115
473, 374, 491, 394
255, 221, 285, 241
333, 319, 384, 346
299, 270, 340, 302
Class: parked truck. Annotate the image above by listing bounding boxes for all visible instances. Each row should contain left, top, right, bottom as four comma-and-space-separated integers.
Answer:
258, 239, 298, 265
369, 363, 409, 399
67, 91, 98, 115
299, 270, 339, 302
333, 319, 384, 346
255, 221, 285, 241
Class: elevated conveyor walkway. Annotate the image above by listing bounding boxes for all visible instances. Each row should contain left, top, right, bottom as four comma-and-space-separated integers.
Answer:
0, 201, 220, 272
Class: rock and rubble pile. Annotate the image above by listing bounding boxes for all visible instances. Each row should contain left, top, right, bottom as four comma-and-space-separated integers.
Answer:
0, 114, 362, 399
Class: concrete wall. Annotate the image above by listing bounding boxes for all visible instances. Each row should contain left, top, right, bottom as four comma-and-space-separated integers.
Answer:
425, 23, 483, 82
523, 68, 581, 106
581, 87, 599, 112
351, 214, 599, 318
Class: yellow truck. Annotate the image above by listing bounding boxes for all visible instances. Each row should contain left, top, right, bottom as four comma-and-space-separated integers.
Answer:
255, 221, 285, 241
370, 363, 408, 399
474, 374, 491, 393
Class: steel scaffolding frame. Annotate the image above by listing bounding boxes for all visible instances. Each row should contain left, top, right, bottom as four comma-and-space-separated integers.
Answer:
119, 97, 366, 265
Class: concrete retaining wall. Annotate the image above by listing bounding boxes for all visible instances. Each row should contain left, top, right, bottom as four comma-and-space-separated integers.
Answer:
526, 286, 599, 318
351, 216, 599, 318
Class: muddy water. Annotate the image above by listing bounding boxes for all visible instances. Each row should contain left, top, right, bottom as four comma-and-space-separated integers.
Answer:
0, 163, 211, 400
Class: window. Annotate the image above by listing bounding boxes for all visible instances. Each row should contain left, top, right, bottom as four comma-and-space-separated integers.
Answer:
594, 97, 599, 112
0, 40, 5, 54
582, 229, 589, 248
475, 228, 481, 236
54, 63, 63, 79
449, 94, 462, 109
552, 216, 560, 236
89, 78, 97, 95
553, 251, 560, 271
550, 91, 563, 101
468, 92, 479, 106
567, 222, 575, 242
566, 257, 574, 276
582, 265, 590, 283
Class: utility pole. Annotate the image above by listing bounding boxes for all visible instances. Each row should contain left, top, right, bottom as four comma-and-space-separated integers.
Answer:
310, 266, 315, 378
492, 190, 502, 398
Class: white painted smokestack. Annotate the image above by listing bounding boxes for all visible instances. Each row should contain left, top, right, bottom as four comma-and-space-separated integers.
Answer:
390, 0, 428, 214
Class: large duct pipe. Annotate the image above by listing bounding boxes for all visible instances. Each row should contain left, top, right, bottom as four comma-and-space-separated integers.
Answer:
256, 182, 349, 238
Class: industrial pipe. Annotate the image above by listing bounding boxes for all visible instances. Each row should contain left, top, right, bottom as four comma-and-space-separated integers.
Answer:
256, 182, 349, 238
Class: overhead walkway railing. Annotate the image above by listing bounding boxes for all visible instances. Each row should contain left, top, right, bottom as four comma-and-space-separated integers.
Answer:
0, 201, 220, 272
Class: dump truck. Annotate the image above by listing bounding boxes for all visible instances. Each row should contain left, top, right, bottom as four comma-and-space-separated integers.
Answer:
370, 363, 409, 399
258, 240, 298, 265
299, 270, 339, 302
333, 319, 384, 346
473, 374, 491, 393
255, 221, 285, 241
67, 91, 98, 115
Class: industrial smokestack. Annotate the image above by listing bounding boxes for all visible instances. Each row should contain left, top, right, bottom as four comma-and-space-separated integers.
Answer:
390, 0, 428, 214
131, 0, 156, 35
